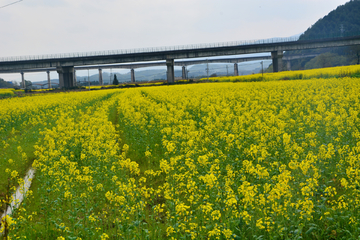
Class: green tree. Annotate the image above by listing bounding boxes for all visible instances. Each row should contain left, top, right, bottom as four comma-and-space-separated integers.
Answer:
0, 78, 13, 88
349, 45, 360, 64
304, 52, 347, 69
24, 80, 32, 89
112, 74, 119, 85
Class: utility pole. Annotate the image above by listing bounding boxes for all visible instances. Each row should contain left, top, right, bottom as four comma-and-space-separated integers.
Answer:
110, 68, 112, 85
88, 69, 90, 91
206, 60, 209, 81
226, 65, 229, 76
261, 61, 264, 80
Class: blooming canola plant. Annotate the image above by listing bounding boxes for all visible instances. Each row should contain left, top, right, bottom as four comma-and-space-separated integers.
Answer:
1, 66, 360, 239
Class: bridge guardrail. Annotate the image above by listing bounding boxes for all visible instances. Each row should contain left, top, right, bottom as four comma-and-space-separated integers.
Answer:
0, 36, 300, 62
2, 33, 360, 63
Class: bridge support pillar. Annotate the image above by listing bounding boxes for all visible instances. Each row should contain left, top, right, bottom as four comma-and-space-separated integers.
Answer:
182, 66, 186, 79
271, 51, 283, 72
47, 71, 51, 89
57, 66, 75, 88
234, 63, 239, 76
74, 70, 77, 86
21, 72, 25, 89
287, 61, 291, 71
166, 59, 175, 83
99, 69, 103, 85
131, 69, 135, 83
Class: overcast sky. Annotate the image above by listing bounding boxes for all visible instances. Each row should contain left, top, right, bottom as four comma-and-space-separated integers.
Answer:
0, 0, 350, 82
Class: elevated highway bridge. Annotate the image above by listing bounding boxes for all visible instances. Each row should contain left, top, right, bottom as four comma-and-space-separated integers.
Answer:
3, 54, 317, 87
0, 35, 359, 88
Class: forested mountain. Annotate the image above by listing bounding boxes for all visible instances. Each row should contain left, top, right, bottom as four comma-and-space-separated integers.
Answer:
300, 0, 360, 40
285, 0, 360, 70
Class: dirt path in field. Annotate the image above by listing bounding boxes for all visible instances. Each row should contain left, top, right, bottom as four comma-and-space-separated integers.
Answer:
0, 167, 35, 235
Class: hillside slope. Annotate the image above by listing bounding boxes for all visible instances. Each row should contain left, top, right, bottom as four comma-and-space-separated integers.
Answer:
286, 0, 360, 70
300, 0, 360, 40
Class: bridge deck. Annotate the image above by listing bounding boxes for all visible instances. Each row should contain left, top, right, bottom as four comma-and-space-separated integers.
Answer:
1, 35, 359, 86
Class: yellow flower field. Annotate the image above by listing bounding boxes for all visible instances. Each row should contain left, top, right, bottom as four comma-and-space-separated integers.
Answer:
1, 67, 360, 239
0, 89, 15, 97
201, 64, 360, 82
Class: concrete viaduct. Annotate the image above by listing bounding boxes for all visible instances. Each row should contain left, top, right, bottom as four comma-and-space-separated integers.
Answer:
13, 55, 276, 87
2, 54, 316, 87
0, 35, 359, 88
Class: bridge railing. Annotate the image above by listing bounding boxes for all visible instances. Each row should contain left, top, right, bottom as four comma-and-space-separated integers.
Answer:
0, 36, 301, 62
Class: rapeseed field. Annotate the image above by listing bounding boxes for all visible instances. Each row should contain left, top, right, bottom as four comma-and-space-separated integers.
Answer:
0, 89, 15, 98
201, 64, 360, 82
1, 67, 360, 239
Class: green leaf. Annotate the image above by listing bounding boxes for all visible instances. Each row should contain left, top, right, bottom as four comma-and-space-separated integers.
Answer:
305, 227, 317, 235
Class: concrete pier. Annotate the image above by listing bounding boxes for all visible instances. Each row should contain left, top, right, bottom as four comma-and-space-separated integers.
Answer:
57, 66, 75, 88
21, 72, 25, 88
287, 61, 291, 71
271, 51, 284, 72
131, 69, 135, 83
182, 66, 186, 79
74, 70, 77, 86
47, 71, 51, 89
234, 63, 239, 76
98, 69, 103, 85
166, 59, 175, 83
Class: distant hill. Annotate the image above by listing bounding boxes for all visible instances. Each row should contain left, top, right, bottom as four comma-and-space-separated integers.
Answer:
30, 61, 270, 88
188, 62, 271, 78
285, 0, 360, 70
299, 0, 360, 40
77, 69, 182, 85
